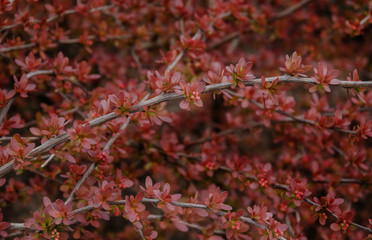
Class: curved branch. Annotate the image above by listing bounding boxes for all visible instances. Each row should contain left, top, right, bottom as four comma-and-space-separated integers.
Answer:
0, 75, 371, 177
0, 5, 114, 32
9, 197, 288, 240
176, 154, 372, 234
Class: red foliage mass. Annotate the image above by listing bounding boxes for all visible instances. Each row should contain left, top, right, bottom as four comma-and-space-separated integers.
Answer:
0, 0, 371, 239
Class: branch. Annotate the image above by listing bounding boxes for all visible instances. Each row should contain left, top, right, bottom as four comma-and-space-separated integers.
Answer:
25, 70, 54, 78
177, 219, 226, 235
64, 117, 131, 205
0, 75, 371, 177
0, 96, 14, 127
310, 178, 369, 185
9, 196, 287, 239
10, 182, 372, 236
8, 214, 225, 239
166, 29, 202, 71
251, 99, 356, 135
0, 70, 54, 127
240, 173, 372, 234
360, 14, 371, 26
166, 11, 231, 71
269, 0, 313, 21
206, 32, 240, 51
184, 132, 368, 186
186, 122, 262, 147
40, 154, 55, 168
64, 93, 152, 204
179, 154, 372, 234
0, 35, 132, 53
0, 136, 40, 142
207, 1, 312, 50
8, 190, 372, 237
136, 226, 146, 240
285, 215, 295, 237
25, 167, 63, 184
0, 5, 114, 32
0, 43, 36, 53
73, 198, 289, 239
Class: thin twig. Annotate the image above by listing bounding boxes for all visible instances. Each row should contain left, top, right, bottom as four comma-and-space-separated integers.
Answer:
177, 219, 225, 235
166, 11, 231, 71
0, 70, 54, 127
62, 115, 130, 205
226, 94, 358, 135
26, 168, 64, 184
40, 154, 55, 168
103, 117, 132, 151
64, 93, 151, 204
0, 96, 15, 126
57, 92, 86, 119
0, 136, 40, 142
26, 70, 54, 78
130, 47, 143, 78
136, 226, 146, 240
186, 122, 262, 147
310, 178, 368, 184
64, 92, 148, 205
207, 1, 312, 50
60, 107, 80, 116
360, 14, 371, 26
285, 215, 295, 237
207, 32, 240, 50
270, 0, 313, 21
64, 162, 96, 205
67, 78, 91, 98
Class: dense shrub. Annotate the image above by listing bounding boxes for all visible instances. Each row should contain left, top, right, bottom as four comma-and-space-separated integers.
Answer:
0, 0, 371, 239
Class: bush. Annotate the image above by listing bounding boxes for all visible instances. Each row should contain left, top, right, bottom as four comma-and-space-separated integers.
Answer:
0, 0, 371, 239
